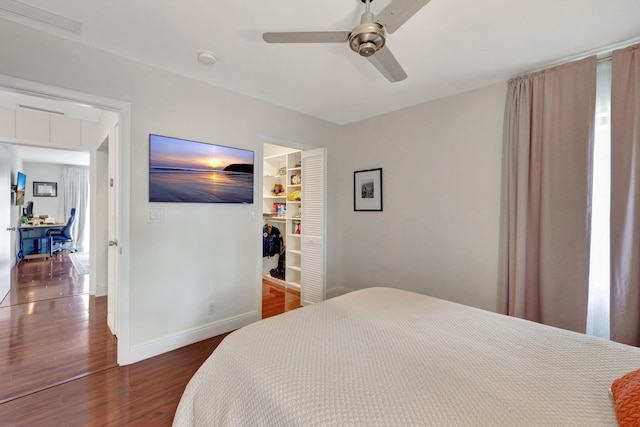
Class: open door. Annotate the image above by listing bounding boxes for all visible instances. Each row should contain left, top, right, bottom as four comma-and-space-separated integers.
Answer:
300, 148, 326, 305
0, 146, 11, 301
107, 123, 119, 335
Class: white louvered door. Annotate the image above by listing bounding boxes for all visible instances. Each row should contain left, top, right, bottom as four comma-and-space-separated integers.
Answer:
301, 148, 326, 305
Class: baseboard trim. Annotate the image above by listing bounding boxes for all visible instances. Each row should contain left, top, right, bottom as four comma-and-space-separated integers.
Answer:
107, 314, 115, 336
129, 311, 259, 364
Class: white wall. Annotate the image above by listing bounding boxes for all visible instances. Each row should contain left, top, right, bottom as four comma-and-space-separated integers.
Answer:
338, 82, 507, 311
0, 19, 342, 362
22, 162, 64, 221
0, 15, 508, 363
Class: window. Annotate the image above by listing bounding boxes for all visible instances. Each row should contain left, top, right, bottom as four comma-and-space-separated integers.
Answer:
586, 60, 612, 339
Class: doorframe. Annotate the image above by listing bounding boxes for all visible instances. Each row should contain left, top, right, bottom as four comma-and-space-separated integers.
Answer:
258, 135, 311, 315
0, 74, 132, 365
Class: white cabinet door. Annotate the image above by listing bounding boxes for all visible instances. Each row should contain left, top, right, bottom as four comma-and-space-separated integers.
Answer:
301, 148, 326, 305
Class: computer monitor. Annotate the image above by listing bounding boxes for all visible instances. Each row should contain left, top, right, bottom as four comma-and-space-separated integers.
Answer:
23, 201, 33, 219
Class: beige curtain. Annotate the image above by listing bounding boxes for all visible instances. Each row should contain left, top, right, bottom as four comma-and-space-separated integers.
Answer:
610, 44, 640, 346
500, 57, 597, 333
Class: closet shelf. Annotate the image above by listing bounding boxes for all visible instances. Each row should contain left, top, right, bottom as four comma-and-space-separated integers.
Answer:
263, 148, 303, 290
263, 217, 285, 223
287, 281, 301, 290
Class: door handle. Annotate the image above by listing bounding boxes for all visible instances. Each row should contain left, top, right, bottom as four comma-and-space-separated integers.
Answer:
108, 240, 118, 247
6, 227, 16, 231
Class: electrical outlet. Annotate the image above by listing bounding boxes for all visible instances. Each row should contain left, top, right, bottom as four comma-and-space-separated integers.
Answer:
207, 301, 215, 315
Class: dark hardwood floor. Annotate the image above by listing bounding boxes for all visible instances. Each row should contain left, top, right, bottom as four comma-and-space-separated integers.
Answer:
0, 265, 300, 425
262, 279, 301, 319
0, 253, 117, 404
1, 251, 89, 308
0, 334, 229, 426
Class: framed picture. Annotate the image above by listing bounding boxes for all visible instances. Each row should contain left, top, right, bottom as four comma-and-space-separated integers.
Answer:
354, 168, 383, 211
149, 134, 254, 203
33, 181, 58, 197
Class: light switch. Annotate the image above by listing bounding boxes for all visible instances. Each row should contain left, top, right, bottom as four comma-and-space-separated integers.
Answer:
149, 208, 164, 223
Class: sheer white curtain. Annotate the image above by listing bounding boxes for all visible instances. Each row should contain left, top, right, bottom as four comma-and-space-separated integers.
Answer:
61, 166, 90, 252
586, 60, 611, 339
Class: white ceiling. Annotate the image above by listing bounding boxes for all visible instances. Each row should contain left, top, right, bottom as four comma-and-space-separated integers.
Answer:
2, 0, 640, 125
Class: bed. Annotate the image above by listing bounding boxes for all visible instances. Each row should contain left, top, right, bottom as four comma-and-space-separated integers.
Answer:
173, 287, 640, 426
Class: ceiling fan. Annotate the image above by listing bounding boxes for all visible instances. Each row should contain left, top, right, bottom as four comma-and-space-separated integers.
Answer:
262, 0, 432, 82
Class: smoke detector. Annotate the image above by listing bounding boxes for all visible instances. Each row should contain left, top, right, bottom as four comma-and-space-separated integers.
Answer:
197, 50, 217, 65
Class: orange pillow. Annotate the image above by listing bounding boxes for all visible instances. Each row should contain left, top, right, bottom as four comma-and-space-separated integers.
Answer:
612, 368, 640, 426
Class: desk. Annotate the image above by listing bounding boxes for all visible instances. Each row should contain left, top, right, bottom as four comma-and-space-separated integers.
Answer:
18, 223, 65, 260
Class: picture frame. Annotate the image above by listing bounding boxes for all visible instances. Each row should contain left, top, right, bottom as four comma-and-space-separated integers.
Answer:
354, 168, 383, 211
149, 134, 254, 203
33, 181, 58, 197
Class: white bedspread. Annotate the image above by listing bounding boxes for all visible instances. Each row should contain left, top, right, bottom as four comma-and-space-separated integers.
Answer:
174, 287, 640, 426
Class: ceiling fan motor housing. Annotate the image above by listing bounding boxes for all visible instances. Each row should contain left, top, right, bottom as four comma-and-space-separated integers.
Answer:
348, 22, 385, 57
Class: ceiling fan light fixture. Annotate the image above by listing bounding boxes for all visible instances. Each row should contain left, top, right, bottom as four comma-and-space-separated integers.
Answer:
261, 0, 430, 81
358, 42, 377, 57
348, 22, 385, 57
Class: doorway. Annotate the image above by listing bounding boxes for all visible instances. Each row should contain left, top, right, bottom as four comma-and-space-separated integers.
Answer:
262, 142, 303, 316
0, 75, 130, 365
261, 140, 327, 310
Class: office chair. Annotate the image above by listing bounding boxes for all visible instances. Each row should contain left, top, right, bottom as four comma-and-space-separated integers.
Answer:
47, 208, 77, 255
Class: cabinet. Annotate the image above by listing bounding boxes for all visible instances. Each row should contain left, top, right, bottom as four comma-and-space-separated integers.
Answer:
262, 149, 303, 289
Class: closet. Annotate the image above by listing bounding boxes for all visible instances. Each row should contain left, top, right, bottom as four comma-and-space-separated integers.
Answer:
262, 142, 326, 305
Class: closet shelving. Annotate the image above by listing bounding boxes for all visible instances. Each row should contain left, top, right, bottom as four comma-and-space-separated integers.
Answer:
263, 149, 302, 290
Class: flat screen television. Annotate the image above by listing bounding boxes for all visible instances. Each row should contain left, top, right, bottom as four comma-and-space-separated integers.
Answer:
15, 171, 26, 205
149, 134, 254, 203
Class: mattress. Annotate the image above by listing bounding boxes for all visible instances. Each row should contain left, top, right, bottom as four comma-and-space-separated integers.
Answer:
173, 287, 640, 426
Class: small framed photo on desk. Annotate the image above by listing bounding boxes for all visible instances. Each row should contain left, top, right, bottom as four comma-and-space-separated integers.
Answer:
33, 182, 57, 197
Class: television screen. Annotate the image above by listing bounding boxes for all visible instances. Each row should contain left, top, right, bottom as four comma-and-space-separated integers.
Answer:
15, 171, 26, 205
149, 134, 254, 203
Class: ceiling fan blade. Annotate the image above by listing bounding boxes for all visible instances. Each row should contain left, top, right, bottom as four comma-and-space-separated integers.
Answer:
376, 0, 432, 34
263, 31, 350, 44
367, 45, 407, 82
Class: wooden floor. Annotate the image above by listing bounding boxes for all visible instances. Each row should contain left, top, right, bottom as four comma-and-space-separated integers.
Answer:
262, 279, 301, 319
0, 251, 89, 308
0, 334, 229, 426
0, 253, 117, 404
0, 267, 300, 425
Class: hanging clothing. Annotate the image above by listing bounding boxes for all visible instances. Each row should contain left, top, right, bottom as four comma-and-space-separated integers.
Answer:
263, 224, 282, 258
270, 247, 286, 280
